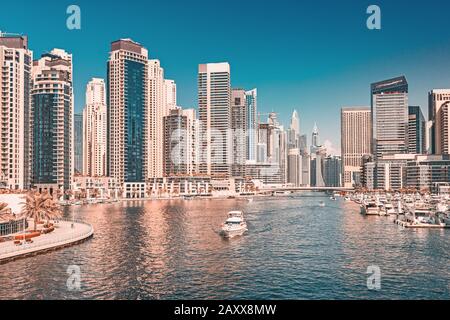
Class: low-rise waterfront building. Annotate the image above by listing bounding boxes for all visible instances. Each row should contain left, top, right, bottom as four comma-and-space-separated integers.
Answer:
72, 176, 121, 199
147, 176, 212, 197
406, 155, 450, 192
0, 194, 27, 237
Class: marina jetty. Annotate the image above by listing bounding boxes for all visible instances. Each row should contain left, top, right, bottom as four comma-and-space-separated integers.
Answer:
350, 191, 450, 229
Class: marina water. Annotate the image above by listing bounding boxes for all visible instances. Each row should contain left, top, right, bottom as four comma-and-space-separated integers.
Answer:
0, 193, 449, 300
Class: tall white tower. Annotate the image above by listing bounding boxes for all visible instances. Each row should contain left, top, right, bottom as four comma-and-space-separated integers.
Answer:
198, 62, 231, 177
0, 34, 32, 190
83, 78, 107, 177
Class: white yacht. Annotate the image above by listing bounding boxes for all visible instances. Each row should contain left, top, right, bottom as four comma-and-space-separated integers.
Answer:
221, 211, 248, 238
383, 203, 396, 216
360, 200, 380, 215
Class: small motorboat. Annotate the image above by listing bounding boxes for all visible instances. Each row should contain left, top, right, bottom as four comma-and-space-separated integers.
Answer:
220, 211, 248, 238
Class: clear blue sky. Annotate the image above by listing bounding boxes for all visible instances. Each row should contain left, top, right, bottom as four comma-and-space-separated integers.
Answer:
2, 0, 450, 154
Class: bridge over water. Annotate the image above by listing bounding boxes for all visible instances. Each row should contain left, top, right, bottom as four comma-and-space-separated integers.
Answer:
257, 187, 354, 194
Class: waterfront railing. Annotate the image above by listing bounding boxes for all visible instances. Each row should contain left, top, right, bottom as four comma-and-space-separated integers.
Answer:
0, 219, 94, 257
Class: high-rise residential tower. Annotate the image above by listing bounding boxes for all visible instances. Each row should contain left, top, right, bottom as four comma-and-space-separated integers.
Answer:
83, 78, 107, 177
341, 107, 372, 188
231, 88, 246, 177
371, 76, 409, 159
31, 49, 73, 193
107, 39, 148, 188
74, 114, 83, 175
148, 60, 174, 179
429, 89, 450, 155
198, 62, 231, 177
437, 104, 450, 155
0, 34, 32, 190
164, 79, 176, 109
245, 89, 257, 162
163, 107, 187, 176
408, 106, 425, 154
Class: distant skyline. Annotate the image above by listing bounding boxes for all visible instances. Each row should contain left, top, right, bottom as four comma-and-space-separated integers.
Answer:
3, 0, 450, 154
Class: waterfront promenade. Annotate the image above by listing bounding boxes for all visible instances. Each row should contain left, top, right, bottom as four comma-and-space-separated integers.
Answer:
0, 220, 94, 264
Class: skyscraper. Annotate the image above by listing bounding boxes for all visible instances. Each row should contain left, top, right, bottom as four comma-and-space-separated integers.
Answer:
83, 78, 107, 177
287, 148, 302, 186
164, 79, 177, 109
437, 104, 450, 155
288, 110, 300, 149
148, 60, 173, 179
429, 89, 450, 155
341, 107, 372, 188
310, 123, 326, 187
163, 107, 187, 176
371, 76, 409, 159
0, 34, 32, 190
198, 62, 231, 177
231, 88, 246, 177
107, 39, 148, 188
74, 114, 83, 175
245, 89, 257, 162
408, 106, 425, 154
324, 155, 342, 187
287, 110, 302, 186
311, 122, 320, 153
182, 108, 200, 176
31, 49, 73, 193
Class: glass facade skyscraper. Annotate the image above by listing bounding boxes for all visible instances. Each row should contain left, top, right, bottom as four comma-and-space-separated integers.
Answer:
124, 60, 145, 182
107, 39, 148, 186
245, 89, 257, 162
74, 113, 83, 174
31, 49, 73, 193
371, 76, 409, 159
408, 106, 425, 154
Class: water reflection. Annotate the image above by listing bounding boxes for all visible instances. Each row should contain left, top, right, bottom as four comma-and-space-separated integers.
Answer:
0, 195, 449, 300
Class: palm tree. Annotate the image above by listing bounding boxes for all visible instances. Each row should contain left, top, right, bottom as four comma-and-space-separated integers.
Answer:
146, 187, 153, 198
41, 196, 62, 225
21, 192, 62, 231
0, 202, 11, 220
55, 188, 63, 201
65, 189, 73, 200
80, 188, 87, 199
90, 188, 100, 199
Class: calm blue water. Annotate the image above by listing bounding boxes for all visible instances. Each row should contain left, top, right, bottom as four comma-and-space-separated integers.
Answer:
0, 194, 449, 300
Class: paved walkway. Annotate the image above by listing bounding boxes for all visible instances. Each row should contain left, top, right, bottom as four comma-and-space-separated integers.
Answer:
0, 220, 93, 263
